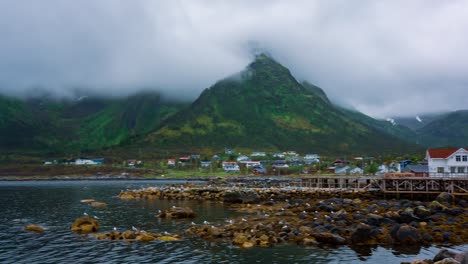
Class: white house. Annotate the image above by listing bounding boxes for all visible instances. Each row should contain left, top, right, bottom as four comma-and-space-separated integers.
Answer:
75, 159, 98, 165
251, 152, 266, 157
426, 148, 468, 177
236, 155, 250, 162
304, 154, 320, 160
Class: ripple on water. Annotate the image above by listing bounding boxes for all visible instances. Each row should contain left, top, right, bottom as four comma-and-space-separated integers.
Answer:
0, 180, 466, 264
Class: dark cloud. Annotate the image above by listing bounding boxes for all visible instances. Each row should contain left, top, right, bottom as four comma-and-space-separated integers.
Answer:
0, 1, 467, 117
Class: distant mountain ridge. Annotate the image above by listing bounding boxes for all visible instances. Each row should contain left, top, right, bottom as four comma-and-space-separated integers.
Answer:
143, 54, 420, 155
0, 92, 185, 155
1, 54, 466, 156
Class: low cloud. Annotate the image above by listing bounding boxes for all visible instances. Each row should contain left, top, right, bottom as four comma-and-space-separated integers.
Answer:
0, 1, 467, 117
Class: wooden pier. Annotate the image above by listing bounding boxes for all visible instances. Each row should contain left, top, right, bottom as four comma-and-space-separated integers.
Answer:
283, 176, 468, 197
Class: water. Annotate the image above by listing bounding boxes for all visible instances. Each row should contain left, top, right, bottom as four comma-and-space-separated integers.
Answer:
0, 180, 465, 263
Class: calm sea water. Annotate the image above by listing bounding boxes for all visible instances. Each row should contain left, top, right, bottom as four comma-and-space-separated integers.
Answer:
0, 180, 465, 264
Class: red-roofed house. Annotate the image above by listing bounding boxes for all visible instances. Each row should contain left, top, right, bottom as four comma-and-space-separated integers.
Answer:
426, 148, 468, 177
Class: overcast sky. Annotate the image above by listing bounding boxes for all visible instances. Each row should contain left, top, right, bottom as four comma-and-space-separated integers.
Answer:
1, 1, 467, 118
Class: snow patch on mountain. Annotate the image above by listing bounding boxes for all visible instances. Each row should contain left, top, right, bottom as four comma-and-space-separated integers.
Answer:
386, 118, 396, 126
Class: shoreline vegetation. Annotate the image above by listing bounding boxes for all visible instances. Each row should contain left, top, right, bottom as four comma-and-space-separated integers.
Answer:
0, 163, 307, 181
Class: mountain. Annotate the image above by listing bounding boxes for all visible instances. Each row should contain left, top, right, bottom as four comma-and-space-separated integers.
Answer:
336, 107, 419, 144
144, 54, 420, 155
0, 96, 48, 151
393, 113, 448, 131
0, 92, 185, 155
301, 81, 331, 105
416, 110, 468, 147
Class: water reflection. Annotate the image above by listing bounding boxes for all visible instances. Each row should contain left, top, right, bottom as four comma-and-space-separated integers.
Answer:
0, 180, 466, 264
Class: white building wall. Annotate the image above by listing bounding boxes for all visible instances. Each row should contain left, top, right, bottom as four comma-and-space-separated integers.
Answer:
428, 149, 468, 177
428, 159, 447, 173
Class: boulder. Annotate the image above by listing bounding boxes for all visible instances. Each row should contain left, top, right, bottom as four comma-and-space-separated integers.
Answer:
429, 201, 446, 212
435, 192, 454, 205
157, 235, 181, 241
233, 233, 249, 245
90, 201, 108, 207
318, 204, 335, 212
223, 192, 260, 204
136, 233, 156, 242
302, 237, 318, 246
454, 252, 468, 264
433, 249, 457, 262
443, 208, 464, 216
459, 200, 468, 208
71, 217, 99, 233
242, 241, 254, 248
394, 224, 422, 245
122, 230, 137, 240
24, 224, 44, 232
434, 259, 460, 264
404, 260, 433, 264
414, 206, 432, 219
156, 207, 196, 219
350, 223, 372, 244
399, 211, 420, 224
119, 193, 136, 199
312, 232, 346, 245
365, 214, 383, 226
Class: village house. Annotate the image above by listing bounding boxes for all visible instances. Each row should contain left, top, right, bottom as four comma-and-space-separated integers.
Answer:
125, 160, 143, 167
251, 152, 266, 157
190, 154, 201, 159
239, 161, 261, 168
200, 161, 212, 168
224, 148, 234, 155
222, 161, 239, 172
377, 162, 401, 175
304, 154, 320, 160
75, 158, 104, 165
402, 164, 429, 177
178, 156, 191, 165
236, 155, 250, 162
332, 160, 350, 166
167, 159, 176, 167
426, 148, 468, 177
273, 153, 285, 158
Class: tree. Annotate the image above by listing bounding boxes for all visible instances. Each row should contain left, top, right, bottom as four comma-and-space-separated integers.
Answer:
365, 162, 378, 175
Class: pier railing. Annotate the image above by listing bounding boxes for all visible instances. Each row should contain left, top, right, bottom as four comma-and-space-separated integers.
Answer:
281, 176, 468, 196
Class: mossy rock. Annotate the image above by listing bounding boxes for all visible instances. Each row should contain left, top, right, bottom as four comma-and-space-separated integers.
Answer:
156, 207, 196, 219
89, 201, 108, 207
71, 217, 100, 233
157, 235, 181, 241
24, 224, 44, 232
136, 233, 156, 242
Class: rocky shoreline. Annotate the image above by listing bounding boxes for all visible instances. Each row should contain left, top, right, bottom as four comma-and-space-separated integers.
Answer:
119, 184, 467, 252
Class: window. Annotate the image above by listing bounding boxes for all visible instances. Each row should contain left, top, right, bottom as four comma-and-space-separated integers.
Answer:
451, 167, 456, 173
463, 156, 467, 162
456, 155, 461, 162
437, 167, 444, 173
458, 167, 465, 173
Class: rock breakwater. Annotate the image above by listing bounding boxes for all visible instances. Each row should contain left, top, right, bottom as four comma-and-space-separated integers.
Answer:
120, 186, 468, 248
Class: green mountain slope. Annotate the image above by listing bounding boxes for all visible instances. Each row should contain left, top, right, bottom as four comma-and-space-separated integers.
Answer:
0, 92, 185, 154
393, 113, 448, 131
417, 110, 468, 147
301, 81, 331, 105
0, 96, 49, 150
145, 54, 420, 155
337, 107, 419, 144
300, 81, 420, 145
